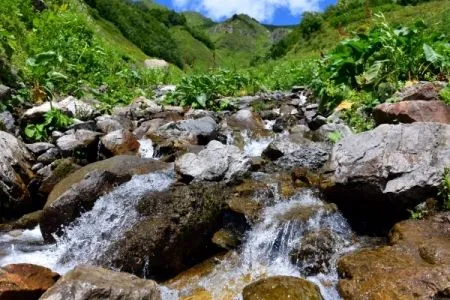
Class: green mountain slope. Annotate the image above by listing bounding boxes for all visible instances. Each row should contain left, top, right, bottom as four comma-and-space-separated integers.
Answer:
271, 0, 450, 60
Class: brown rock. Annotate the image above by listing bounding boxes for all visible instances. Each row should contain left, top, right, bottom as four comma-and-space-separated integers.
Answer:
47, 155, 168, 205
101, 129, 140, 156
0, 264, 60, 300
338, 212, 450, 299
39, 265, 160, 300
243, 276, 323, 300
373, 100, 450, 124
393, 81, 445, 101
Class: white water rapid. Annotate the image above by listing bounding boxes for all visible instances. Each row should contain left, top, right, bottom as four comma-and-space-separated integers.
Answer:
0, 169, 175, 274
168, 189, 358, 300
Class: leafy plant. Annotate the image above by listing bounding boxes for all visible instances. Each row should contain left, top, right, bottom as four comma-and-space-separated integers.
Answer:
167, 69, 261, 111
440, 85, 450, 105
438, 167, 450, 210
328, 131, 343, 143
24, 107, 73, 141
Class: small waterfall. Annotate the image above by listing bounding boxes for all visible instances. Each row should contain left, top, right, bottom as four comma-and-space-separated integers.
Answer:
138, 139, 155, 159
174, 189, 357, 300
0, 169, 175, 274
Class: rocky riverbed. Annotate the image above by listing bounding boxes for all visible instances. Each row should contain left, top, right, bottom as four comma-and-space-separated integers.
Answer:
0, 81, 449, 299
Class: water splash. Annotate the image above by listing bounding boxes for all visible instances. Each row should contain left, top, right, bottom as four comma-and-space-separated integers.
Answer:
175, 189, 357, 300
138, 139, 155, 159
0, 169, 175, 274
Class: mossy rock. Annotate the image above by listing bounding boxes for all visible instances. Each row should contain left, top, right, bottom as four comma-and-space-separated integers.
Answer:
243, 276, 323, 300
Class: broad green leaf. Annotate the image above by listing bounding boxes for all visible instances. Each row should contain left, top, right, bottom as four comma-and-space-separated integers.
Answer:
196, 94, 207, 107
423, 44, 442, 64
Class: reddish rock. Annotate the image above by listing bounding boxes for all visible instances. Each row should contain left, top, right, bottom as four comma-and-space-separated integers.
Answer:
101, 129, 140, 156
0, 264, 60, 300
338, 212, 450, 299
393, 81, 445, 101
373, 100, 450, 125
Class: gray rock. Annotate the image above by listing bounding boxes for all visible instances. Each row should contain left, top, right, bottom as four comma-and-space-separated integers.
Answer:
310, 123, 353, 143
0, 131, 34, 220
96, 115, 125, 133
56, 129, 100, 152
37, 147, 61, 164
40, 265, 161, 300
275, 147, 329, 171
40, 170, 131, 242
58, 96, 96, 119
22, 101, 55, 123
227, 109, 266, 132
175, 140, 249, 182
324, 123, 450, 233
133, 119, 166, 139
113, 97, 162, 120
39, 159, 80, 194
0, 111, 18, 135
263, 133, 322, 160
32, 163, 44, 172
0, 85, 11, 101
159, 116, 217, 145
67, 120, 97, 132
26, 142, 55, 156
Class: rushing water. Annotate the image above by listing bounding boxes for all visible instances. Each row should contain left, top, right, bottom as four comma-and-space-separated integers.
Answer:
170, 189, 357, 299
0, 130, 358, 299
0, 169, 175, 273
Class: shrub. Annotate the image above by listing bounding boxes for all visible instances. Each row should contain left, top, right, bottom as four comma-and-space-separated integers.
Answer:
299, 12, 323, 39
166, 69, 261, 111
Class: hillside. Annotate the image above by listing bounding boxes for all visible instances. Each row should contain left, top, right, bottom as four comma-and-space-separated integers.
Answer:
271, 0, 450, 60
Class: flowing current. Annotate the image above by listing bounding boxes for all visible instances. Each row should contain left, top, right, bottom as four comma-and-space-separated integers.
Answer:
0, 134, 358, 299
168, 189, 357, 299
0, 169, 175, 273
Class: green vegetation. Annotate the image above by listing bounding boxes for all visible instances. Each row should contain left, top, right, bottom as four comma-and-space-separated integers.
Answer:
439, 168, 450, 211
25, 108, 73, 141
166, 70, 261, 111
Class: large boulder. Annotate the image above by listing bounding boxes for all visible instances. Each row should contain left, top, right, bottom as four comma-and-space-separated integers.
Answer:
373, 100, 450, 124
338, 212, 450, 299
324, 123, 450, 233
40, 170, 131, 242
392, 81, 445, 102
102, 182, 231, 280
175, 140, 249, 182
0, 131, 34, 220
40, 266, 160, 300
242, 276, 323, 300
46, 156, 168, 211
0, 264, 60, 300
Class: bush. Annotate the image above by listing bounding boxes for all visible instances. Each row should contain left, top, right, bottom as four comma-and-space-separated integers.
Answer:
166, 69, 261, 111
315, 16, 450, 113
299, 12, 323, 39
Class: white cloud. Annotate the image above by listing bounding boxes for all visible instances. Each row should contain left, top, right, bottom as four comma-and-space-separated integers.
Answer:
171, 0, 320, 23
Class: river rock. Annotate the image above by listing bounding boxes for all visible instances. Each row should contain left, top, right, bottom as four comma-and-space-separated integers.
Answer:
104, 182, 231, 279
338, 212, 450, 299
175, 140, 249, 182
56, 129, 100, 153
100, 129, 139, 156
0, 111, 18, 135
324, 123, 450, 233
0, 210, 42, 232
134, 118, 166, 139
0, 131, 34, 220
227, 109, 266, 133
46, 156, 167, 207
0, 85, 11, 101
158, 116, 217, 145
39, 159, 81, 194
57, 96, 96, 119
290, 229, 335, 276
243, 276, 323, 300
96, 115, 130, 133
373, 100, 450, 124
392, 81, 445, 101
39, 265, 160, 300
114, 97, 162, 120
0, 264, 60, 300
22, 102, 55, 123
36, 147, 61, 165
40, 170, 131, 242
26, 142, 55, 156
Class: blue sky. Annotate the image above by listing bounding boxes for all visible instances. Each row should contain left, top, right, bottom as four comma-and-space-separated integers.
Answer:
154, 0, 337, 25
